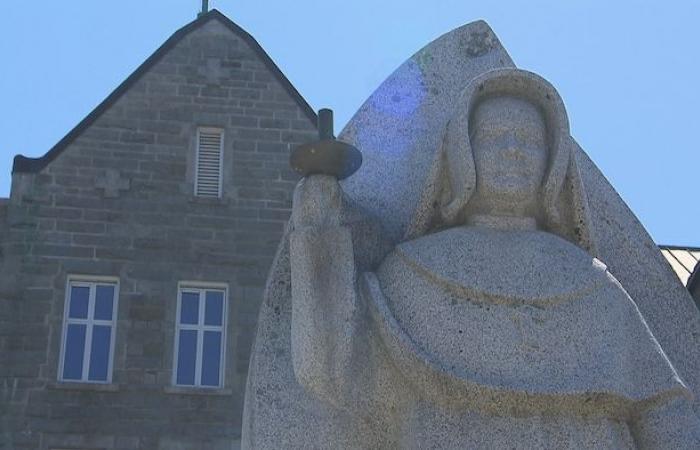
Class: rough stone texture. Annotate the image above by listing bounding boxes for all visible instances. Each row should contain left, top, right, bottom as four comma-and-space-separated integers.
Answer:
243, 23, 700, 448
0, 16, 316, 450
340, 19, 514, 243
336, 22, 700, 417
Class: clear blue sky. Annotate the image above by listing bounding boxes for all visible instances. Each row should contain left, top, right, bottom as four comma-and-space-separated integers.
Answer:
1, 1, 698, 245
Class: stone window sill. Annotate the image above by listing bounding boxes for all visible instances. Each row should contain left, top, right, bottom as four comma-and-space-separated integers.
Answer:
48, 382, 121, 392
163, 386, 233, 396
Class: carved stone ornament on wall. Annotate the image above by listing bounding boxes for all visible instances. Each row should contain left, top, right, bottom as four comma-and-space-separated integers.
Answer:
95, 169, 130, 198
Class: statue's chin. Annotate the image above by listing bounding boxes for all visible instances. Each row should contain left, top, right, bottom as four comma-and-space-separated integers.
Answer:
473, 187, 538, 217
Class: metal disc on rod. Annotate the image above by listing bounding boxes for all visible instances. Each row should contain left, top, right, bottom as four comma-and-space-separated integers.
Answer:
290, 109, 363, 180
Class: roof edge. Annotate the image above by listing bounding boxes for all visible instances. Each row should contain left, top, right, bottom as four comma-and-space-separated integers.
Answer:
658, 244, 700, 252
12, 9, 317, 174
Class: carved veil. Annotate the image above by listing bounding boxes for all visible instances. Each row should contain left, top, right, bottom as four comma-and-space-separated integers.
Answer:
405, 68, 596, 256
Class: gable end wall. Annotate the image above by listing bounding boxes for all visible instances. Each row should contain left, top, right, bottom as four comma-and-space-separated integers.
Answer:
1, 17, 316, 450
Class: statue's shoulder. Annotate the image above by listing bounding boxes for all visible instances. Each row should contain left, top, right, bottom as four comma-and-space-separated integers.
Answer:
384, 226, 609, 305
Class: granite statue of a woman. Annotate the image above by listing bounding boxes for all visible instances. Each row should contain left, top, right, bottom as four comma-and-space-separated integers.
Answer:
242, 23, 700, 449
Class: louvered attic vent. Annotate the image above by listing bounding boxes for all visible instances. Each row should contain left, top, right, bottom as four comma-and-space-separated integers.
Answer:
195, 128, 224, 197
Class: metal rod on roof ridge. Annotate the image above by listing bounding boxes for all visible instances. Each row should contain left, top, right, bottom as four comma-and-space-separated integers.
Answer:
318, 109, 334, 140
199, 0, 209, 17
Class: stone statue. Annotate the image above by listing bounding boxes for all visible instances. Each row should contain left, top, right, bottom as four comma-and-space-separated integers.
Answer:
243, 23, 700, 449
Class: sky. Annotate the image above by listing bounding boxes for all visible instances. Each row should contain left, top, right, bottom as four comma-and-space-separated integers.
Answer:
1, 1, 699, 245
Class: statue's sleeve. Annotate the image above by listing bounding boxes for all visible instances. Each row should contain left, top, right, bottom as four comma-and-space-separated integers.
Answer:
288, 175, 365, 407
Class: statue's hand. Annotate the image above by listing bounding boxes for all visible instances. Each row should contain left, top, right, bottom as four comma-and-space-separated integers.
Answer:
292, 174, 343, 229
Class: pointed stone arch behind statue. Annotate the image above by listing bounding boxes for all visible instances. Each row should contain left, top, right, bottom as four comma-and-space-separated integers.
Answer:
242, 21, 700, 446
338, 20, 700, 407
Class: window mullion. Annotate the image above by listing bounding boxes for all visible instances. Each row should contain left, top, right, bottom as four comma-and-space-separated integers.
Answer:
195, 329, 203, 386
82, 284, 97, 381
195, 290, 205, 386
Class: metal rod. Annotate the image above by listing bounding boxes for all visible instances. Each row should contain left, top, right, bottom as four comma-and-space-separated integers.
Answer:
318, 109, 334, 140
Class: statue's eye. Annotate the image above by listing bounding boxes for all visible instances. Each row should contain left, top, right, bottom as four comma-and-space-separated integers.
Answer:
515, 128, 543, 146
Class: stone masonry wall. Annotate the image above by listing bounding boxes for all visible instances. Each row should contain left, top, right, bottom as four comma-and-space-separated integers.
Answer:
0, 17, 316, 450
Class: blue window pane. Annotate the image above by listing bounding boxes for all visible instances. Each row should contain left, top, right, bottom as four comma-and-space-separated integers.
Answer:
204, 291, 224, 326
176, 330, 197, 385
69, 286, 90, 319
201, 331, 222, 387
94, 285, 115, 320
180, 292, 199, 325
63, 324, 86, 380
88, 325, 111, 381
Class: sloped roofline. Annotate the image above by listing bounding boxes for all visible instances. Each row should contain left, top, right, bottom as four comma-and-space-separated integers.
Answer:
12, 9, 318, 174
658, 244, 700, 252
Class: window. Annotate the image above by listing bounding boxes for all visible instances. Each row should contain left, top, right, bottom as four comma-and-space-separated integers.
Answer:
173, 283, 227, 388
58, 277, 119, 383
195, 127, 224, 197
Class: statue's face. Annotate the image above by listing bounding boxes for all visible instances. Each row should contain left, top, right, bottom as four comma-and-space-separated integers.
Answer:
470, 96, 547, 215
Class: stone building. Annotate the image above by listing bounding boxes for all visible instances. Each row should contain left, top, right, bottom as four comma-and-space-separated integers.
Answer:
0, 9, 316, 450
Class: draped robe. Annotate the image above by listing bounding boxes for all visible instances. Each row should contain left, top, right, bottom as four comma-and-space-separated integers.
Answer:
361, 225, 691, 448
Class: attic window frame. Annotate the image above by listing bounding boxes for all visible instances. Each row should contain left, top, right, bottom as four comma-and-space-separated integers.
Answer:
194, 127, 225, 198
